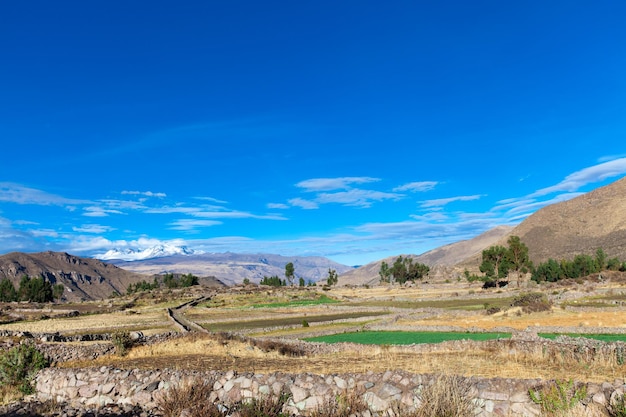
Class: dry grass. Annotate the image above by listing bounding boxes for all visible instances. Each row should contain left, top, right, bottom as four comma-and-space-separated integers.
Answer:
0, 306, 172, 335
57, 333, 626, 383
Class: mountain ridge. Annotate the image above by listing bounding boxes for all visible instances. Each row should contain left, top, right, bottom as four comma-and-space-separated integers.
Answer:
113, 252, 353, 286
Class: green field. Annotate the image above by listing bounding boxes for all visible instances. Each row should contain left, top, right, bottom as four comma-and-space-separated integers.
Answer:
252, 294, 339, 308
539, 333, 626, 342
305, 330, 511, 345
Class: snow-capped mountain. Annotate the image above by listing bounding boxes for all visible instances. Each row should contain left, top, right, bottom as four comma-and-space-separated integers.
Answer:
95, 244, 200, 261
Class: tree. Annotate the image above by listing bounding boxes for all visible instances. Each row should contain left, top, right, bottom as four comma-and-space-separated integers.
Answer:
0, 279, 17, 302
506, 236, 531, 287
260, 275, 285, 286
17, 276, 53, 303
298, 277, 305, 287
285, 262, 295, 286
595, 248, 607, 271
326, 268, 338, 286
531, 258, 562, 283
379, 261, 391, 283
382, 256, 429, 284
180, 273, 199, 287
480, 246, 510, 282
52, 284, 64, 300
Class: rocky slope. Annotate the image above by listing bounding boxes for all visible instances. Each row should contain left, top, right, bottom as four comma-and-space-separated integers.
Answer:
0, 251, 150, 301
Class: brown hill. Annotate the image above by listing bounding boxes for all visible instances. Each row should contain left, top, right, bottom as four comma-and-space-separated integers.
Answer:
458, 175, 626, 268
0, 251, 157, 301
338, 226, 513, 286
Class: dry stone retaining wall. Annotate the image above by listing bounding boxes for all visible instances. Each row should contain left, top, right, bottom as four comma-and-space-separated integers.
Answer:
35, 367, 625, 417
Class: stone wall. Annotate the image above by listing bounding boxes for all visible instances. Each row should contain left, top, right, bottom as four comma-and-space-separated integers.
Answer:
35, 367, 624, 417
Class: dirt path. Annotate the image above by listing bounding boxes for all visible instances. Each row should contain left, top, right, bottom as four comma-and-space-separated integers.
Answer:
167, 294, 213, 333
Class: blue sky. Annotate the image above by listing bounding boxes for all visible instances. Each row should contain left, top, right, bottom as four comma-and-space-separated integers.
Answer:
1, 1, 625, 266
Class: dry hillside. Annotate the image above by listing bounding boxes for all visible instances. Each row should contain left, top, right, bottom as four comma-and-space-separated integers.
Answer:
458, 175, 626, 269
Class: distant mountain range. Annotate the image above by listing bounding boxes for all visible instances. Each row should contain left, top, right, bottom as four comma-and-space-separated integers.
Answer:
112, 253, 354, 286
95, 244, 199, 261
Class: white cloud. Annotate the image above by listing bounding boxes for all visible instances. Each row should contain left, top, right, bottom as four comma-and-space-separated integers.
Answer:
0, 182, 89, 206
419, 195, 484, 209
393, 181, 438, 192
168, 219, 223, 231
83, 206, 125, 217
267, 203, 290, 209
72, 224, 116, 234
530, 158, 626, 197
194, 196, 229, 204
121, 190, 167, 198
316, 189, 403, 208
296, 177, 380, 192
288, 198, 319, 210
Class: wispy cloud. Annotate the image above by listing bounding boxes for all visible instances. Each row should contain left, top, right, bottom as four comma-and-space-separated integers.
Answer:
0, 182, 89, 206
267, 203, 289, 209
296, 177, 380, 192
288, 198, 319, 210
419, 195, 484, 209
530, 157, 626, 197
168, 219, 222, 231
393, 181, 438, 192
83, 206, 125, 217
72, 224, 116, 234
316, 189, 403, 208
121, 190, 167, 198
288, 176, 403, 209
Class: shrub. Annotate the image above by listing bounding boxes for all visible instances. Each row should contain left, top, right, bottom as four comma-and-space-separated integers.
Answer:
0, 342, 49, 395
529, 379, 587, 416
111, 330, 134, 356
158, 379, 222, 417
512, 292, 552, 313
310, 390, 369, 417
413, 374, 475, 417
609, 392, 626, 417
236, 393, 291, 417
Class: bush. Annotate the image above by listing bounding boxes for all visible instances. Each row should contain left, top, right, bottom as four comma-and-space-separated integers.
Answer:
529, 379, 587, 416
158, 379, 290, 417
609, 392, 626, 417
111, 331, 134, 356
310, 390, 369, 417
512, 292, 552, 313
236, 393, 291, 417
414, 374, 475, 417
158, 379, 221, 417
0, 342, 49, 395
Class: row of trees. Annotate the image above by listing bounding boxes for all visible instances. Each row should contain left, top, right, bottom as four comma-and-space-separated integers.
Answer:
379, 256, 430, 284
0, 276, 64, 303
531, 249, 626, 283
258, 263, 337, 287
472, 236, 626, 285
126, 273, 199, 294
